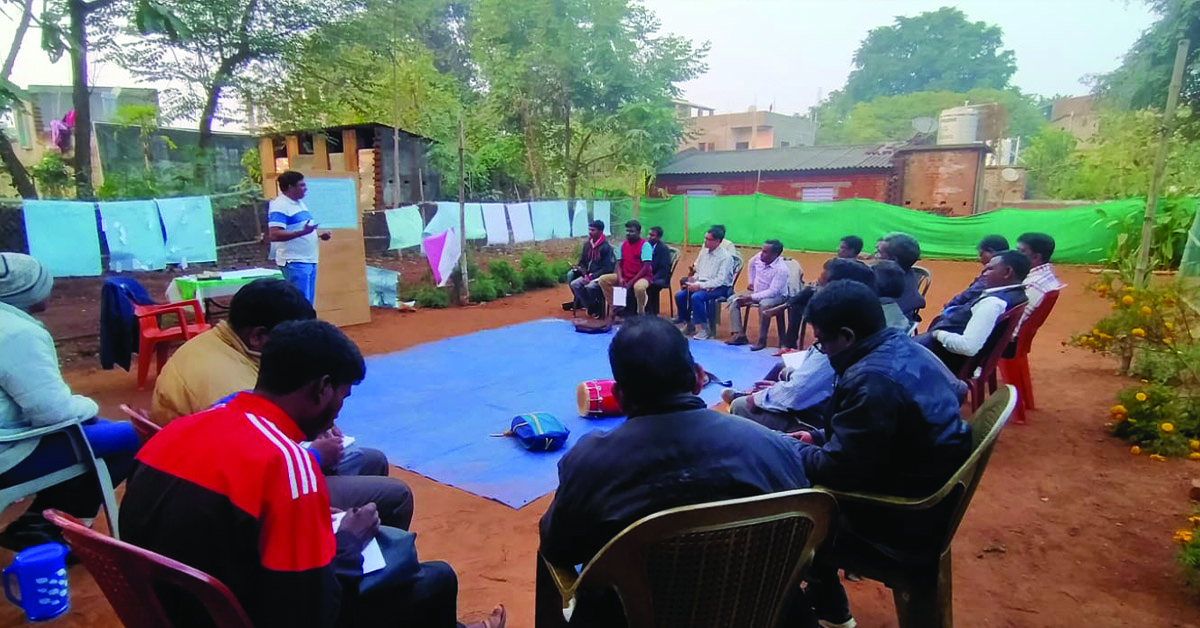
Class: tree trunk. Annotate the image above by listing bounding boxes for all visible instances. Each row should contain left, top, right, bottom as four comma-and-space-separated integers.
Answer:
0, 131, 37, 198
2, 0, 33, 77
68, 0, 93, 199
198, 79, 225, 151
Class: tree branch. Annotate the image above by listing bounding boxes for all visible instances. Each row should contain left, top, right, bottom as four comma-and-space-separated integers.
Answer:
582, 150, 619, 168
2, 0, 33, 79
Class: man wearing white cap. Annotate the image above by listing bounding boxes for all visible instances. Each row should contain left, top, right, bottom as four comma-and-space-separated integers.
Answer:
0, 253, 140, 552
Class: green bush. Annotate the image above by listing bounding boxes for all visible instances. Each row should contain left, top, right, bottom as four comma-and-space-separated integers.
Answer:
549, 258, 574, 284
415, 287, 449, 309
518, 251, 557, 289
487, 260, 523, 294
470, 276, 500, 303
520, 250, 548, 269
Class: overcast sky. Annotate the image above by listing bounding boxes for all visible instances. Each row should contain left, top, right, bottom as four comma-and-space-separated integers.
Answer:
0, 0, 1159, 121
644, 0, 1157, 114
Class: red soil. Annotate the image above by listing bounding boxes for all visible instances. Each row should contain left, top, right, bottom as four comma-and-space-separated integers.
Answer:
4, 250, 1200, 628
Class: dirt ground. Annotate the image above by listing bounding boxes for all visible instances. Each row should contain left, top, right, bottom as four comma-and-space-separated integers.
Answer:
4, 249, 1200, 628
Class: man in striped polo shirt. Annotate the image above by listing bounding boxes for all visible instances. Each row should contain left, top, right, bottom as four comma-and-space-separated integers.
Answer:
268, 171, 330, 303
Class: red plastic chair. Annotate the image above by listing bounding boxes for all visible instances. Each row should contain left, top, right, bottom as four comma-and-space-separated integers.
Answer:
43, 509, 254, 628
956, 304, 1025, 412
998, 290, 1061, 424
132, 298, 210, 390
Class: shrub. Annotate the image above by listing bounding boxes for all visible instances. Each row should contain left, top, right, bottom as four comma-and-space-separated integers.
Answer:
487, 260, 523, 294
1075, 271, 1200, 456
549, 258, 574, 284
415, 287, 449, 309
519, 251, 557, 289
469, 274, 500, 303
519, 250, 548, 269
1175, 511, 1200, 590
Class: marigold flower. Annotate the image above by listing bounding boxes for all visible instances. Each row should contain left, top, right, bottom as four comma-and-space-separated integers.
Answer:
1111, 404, 1127, 416
1122, 295, 1135, 305
1131, 445, 1142, 455
1124, 286, 1135, 293
1161, 422, 1175, 433
1176, 529, 1195, 545
1132, 328, 1146, 338
1151, 453, 1167, 461
1190, 515, 1200, 526
1136, 392, 1148, 402
1191, 452, 1200, 461
1191, 439, 1199, 451
1140, 306, 1153, 316
1165, 322, 1174, 332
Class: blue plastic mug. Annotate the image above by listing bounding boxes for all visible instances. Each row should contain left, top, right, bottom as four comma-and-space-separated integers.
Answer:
2, 543, 70, 622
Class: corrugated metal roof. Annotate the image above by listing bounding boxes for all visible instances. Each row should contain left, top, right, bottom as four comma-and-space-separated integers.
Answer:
658, 144, 896, 176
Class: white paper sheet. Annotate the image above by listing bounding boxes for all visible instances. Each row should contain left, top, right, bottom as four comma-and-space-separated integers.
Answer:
593, 200, 611, 235
781, 350, 811, 371
220, 268, 282, 280
507, 203, 535, 243
331, 512, 386, 574
481, 203, 509, 245
612, 286, 627, 306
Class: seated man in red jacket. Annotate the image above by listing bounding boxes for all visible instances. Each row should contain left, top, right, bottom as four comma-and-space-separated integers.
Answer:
598, 220, 655, 318
121, 320, 504, 628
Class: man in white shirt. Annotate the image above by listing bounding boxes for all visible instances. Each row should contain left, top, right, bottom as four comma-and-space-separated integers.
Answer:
726, 239, 789, 350
673, 225, 735, 340
268, 171, 330, 303
916, 250, 1030, 373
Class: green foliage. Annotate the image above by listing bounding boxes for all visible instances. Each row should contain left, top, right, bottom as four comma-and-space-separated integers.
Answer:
1026, 108, 1200, 202
549, 258, 573, 283
518, 250, 557, 289
487, 260, 524, 294
1093, 0, 1200, 111
816, 87, 1045, 144
1093, 198, 1196, 274
29, 153, 72, 197
414, 286, 450, 308
1176, 513, 1200, 590
843, 7, 1015, 103
469, 275, 500, 303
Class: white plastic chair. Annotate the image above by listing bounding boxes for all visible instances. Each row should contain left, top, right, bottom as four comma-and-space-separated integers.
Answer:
0, 420, 121, 539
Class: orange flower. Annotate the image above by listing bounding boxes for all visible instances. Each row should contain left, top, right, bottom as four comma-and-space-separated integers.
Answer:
1165, 322, 1175, 332
1110, 404, 1128, 416
1132, 328, 1146, 338
1161, 422, 1175, 433
1136, 392, 1148, 402
1176, 529, 1195, 545
1131, 445, 1142, 455
1190, 452, 1200, 461
1190, 439, 1199, 451
1140, 306, 1153, 316
1122, 295, 1135, 305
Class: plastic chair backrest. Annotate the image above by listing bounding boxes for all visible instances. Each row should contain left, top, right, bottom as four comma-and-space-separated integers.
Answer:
730, 255, 745, 290
1013, 290, 1060, 356
44, 510, 254, 628
574, 489, 836, 628
667, 246, 681, 275
912, 265, 932, 297
956, 304, 1025, 382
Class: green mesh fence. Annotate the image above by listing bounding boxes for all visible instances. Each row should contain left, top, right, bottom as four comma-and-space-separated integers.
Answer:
618, 194, 1152, 264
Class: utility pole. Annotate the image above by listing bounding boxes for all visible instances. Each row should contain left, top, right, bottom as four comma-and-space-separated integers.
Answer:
457, 113, 469, 304
1135, 39, 1190, 288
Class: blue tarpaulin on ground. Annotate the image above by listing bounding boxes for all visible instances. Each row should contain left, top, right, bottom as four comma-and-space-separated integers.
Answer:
333, 319, 778, 508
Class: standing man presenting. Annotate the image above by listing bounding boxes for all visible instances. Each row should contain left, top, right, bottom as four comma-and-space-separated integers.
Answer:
268, 170, 331, 303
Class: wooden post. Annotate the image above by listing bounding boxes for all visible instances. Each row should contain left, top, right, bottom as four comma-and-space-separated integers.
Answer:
258, 137, 275, 181
312, 134, 330, 171
284, 134, 300, 166
1136, 39, 1190, 288
342, 129, 359, 172
458, 114, 469, 304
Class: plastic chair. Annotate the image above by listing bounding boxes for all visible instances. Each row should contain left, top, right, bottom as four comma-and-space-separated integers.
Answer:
818, 385, 1017, 628
43, 510, 254, 628
737, 258, 802, 347
706, 255, 745, 336
535, 488, 837, 628
954, 304, 1025, 411
998, 290, 1061, 424
912, 265, 932, 297
645, 246, 682, 317
132, 296, 210, 391
0, 420, 121, 539
119, 405, 161, 443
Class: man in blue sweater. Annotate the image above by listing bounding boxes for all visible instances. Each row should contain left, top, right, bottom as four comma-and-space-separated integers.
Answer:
793, 280, 970, 627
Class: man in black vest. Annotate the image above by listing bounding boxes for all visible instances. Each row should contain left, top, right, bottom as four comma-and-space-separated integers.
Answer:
916, 250, 1030, 373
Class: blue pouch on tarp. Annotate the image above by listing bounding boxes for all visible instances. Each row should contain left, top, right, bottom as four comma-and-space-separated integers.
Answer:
503, 412, 569, 452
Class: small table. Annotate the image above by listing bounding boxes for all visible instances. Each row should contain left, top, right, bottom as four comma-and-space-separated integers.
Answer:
166, 268, 284, 313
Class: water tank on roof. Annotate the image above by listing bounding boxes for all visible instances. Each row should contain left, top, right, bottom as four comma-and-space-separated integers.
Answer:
938, 106, 980, 144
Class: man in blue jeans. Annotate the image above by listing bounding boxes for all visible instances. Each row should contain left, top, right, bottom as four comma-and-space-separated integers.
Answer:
674, 225, 736, 340
0, 253, 140, 554
269, 170, 331, 303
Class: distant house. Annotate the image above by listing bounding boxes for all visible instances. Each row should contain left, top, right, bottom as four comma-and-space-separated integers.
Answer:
655, 144, 897, 202
1048, 95, 1099, 148
93, 122, 256, 193
258, 122, 439, 210
655, 142, 992, 215
677, 105, 817, 153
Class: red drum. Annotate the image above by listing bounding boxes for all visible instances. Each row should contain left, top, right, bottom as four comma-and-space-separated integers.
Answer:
576, 379, 622, 417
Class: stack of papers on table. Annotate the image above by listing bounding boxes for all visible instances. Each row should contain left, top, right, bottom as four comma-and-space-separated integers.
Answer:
220, 268, 281, 281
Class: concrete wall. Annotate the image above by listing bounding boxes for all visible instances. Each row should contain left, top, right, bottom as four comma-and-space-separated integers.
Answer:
981, 166, 1027, 210
682, 110, 817, 152
896, 148, 985, 216
655, 170, 890, 201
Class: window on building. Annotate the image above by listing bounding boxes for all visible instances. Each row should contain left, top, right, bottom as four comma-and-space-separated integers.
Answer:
735, 142, 750, 150
800, 187, 836, 202
780, 141, 790, 148
698, 144, 707, 151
